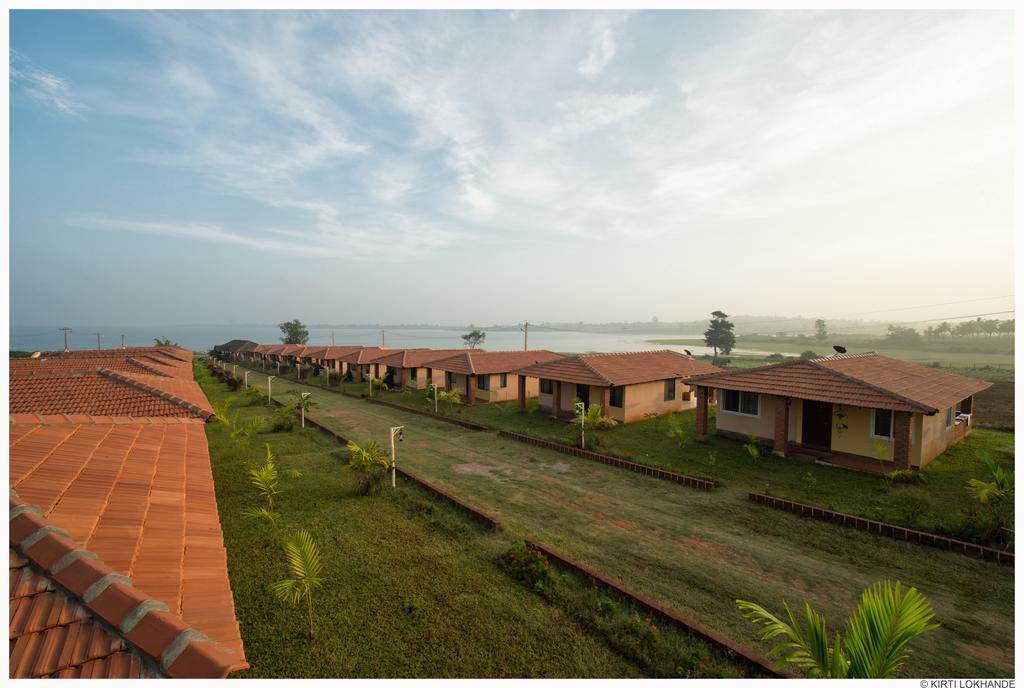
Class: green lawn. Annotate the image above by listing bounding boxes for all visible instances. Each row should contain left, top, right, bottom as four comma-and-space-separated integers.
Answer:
199, 365, 753, 678
222, 361, 1014, 678
297, 377, 1014, 549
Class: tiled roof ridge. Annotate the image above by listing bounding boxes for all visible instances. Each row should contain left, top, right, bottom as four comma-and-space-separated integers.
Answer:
10, 414, 205, 426
804, 357, 936, 414
150, 348, 189, 363
810, 351, 879, 362
97, 369, 213, 421
127, 358, 173, 378
9, 491, 249, 679
580, 348, 681, 358
573, 355, 613, 385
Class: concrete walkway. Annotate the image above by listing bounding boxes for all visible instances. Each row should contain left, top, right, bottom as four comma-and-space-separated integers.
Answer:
226, 363, 1013, 677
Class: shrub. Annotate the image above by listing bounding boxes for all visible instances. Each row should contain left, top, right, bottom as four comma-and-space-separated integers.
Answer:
270, 404, 296, 432
346, 439, 390, 495
524, 398, 539, 413
297, 365, 309, 380
243, 384, 265, 405
279, 363, 292, 375
572, 403, 617, 430
886, 469, 925, 484
799, 350, 819, 360
766, 353, 785, 361
502, 541, 551, 592
743, 433, 764, 460
328, 371, 341, 387
225, 375, 242, 391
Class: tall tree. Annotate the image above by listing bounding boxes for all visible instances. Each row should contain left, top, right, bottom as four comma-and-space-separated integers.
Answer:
814, 319, 827, 343
279, 319, 309, 345
704, 311, 736, 357
462, 328, 486, 349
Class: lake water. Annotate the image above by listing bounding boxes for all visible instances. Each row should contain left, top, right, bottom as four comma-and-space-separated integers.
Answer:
10, 324, 765, 357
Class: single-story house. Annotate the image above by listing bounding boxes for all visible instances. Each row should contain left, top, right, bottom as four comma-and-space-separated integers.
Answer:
336, 347, 389, 381
299, 346, 364, 374
374, 348, 466, 389
213, 340, 258, 359
686, 352, 992, 472
514, 350, 721, 423
424, 350, 564, 405
249, 343, 277, 364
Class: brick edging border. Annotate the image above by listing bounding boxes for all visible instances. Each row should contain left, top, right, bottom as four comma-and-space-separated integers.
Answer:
748, 493, 1013, 566
525, 539, 788, 678
362, 397, 488, 431
498, 431, 717, 491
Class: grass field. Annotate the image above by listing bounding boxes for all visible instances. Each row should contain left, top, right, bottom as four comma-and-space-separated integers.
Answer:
198, 366, 754, 678
224, 361, 1015, 677
646, 336, 1014, 382
286, 372, 1014, 549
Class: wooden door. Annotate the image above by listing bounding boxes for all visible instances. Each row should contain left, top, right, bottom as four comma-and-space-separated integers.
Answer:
801, 400, 833, 450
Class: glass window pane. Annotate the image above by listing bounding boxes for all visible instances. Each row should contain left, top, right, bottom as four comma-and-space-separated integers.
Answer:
724, 389, 740, 412
740, 392, 759, 416
874, 409, 893, 438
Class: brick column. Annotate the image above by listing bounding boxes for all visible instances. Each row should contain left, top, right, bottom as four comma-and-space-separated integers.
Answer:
600, 387, 611, 416
466, 375, 477, 406
695, 386, 709, 440
893, 411, 912, 469
773, 396, 790, 457
518, 376, 527, 410
551, 381, 562, 419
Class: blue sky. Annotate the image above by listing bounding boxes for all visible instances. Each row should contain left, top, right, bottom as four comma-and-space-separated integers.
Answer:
10, 10, 1015, 328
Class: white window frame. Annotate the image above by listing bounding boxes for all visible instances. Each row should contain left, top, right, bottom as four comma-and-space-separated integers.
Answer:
721, 390, 760, 418
870, 408, 895, 441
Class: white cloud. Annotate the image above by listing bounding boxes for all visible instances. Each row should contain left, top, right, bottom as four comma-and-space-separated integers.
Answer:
578, 16, 620, 78
10, 50, 84, 115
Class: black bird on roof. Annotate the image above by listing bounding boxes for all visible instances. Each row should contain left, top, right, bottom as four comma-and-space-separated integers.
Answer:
683, 349, 692, 356
833, 345, 847, 355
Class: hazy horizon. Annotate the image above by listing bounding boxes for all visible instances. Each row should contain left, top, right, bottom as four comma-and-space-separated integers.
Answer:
10, 10, 1014, 328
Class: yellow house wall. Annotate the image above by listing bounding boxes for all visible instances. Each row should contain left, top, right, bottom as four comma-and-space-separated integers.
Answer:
714, 391, 775, 440
918, 404, 968, 467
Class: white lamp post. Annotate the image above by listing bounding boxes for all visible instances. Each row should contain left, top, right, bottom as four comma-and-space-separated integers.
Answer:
430, 383, 439, 413
300, 392, 310, 428
575, 400, 586, 450
267, 375, 276, 405
244, 371, 250, 389
232, 364, 237, 379
390, 426, 404, 488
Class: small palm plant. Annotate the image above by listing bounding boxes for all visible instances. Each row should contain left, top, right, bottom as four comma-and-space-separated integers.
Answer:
666, 415, 694, 449
272, 530, 324, 638
243, 506, 281, 530
346, 439, 390, 495
967, 451, 1013, 503
250, 444, 281, 508
573, 403, 617, 430
737, 580, 939, 678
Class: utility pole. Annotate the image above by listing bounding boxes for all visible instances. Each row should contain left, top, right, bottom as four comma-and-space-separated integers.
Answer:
521, 320, 529, 350
60, 327, 71, 352
94, 332, 103, 350
121, 334, 126, 349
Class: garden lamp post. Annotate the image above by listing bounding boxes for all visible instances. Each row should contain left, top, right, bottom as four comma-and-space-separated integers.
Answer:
232, 364, 237, 379
430, 383, 439, 413
390, 426, 404, 488
277, 360, 281, 376
267, 375, 276, 405
575, 400, 586, 450
244, 371, 250, 389
300, 393, 311, 428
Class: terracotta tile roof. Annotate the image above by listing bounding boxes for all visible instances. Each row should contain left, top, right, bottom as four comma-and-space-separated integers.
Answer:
374, 348, 466, 368
250, 344, 276, 355
514, 350, 720, 386
277, 345, 306, 357
686, 353, 992, 414
425, 350, 564, 375
9, 371, 213, 420
9, 417, 247, 678
336, 347, 388, 364
18, 348, 195, 381
261, 345, 289, 356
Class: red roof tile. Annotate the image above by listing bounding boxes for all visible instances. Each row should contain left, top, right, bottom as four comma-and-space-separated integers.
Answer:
9, 371, 212, 420
336, 347, 389, 364
686, 353, 991, 413
9, 419, 247, 678
425, 350, 564, 375
374, 348, 466, 368
514, 350, 720, 386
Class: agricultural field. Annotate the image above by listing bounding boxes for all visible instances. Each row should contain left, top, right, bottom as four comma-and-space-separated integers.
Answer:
224, 361, 1014, 677
198, 365, 755, 678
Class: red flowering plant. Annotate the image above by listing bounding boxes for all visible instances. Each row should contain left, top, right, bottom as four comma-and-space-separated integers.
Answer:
502, 541, 552, 592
